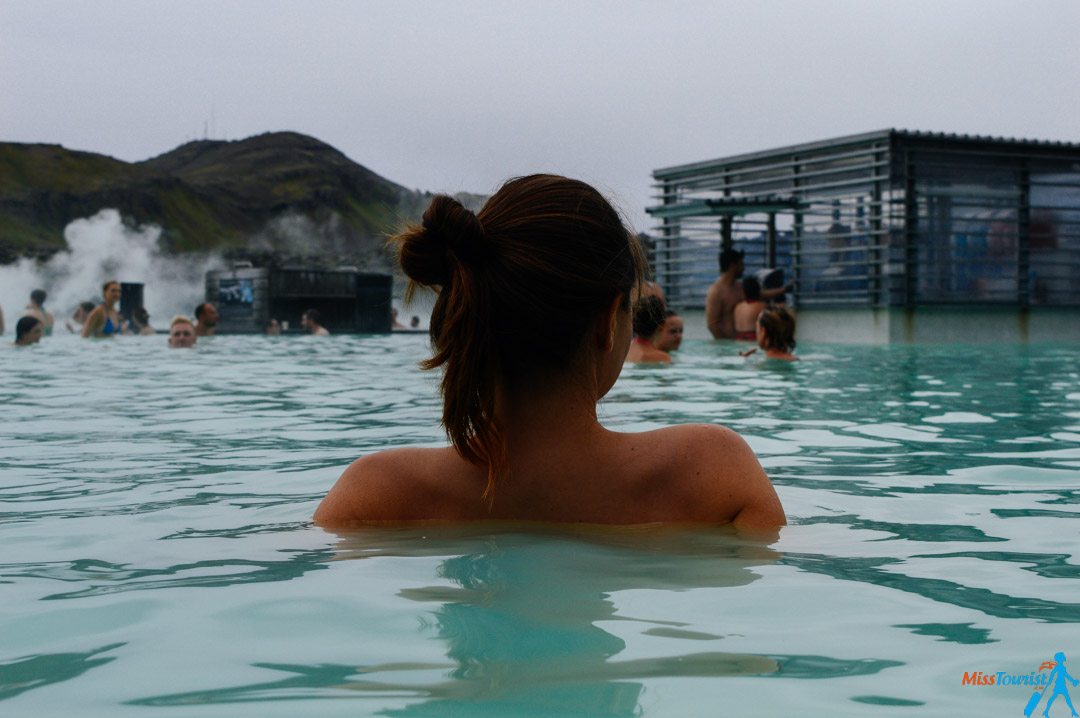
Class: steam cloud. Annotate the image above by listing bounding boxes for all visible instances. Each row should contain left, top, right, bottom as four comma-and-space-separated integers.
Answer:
0, 209, 224, 330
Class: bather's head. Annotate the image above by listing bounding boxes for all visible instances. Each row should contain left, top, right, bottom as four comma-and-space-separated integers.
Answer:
632, 296, 666, 339
743, 276, 762, 302
394, 174, 646, 494
15, 316, 43, 345
102, 280, 121, 307
654, 310, 684, 352
720, 248, 745, 277
301, 309, 323, 332
168, 316, 197, 348
194, 302, 218, 327
757, 305, 796, 353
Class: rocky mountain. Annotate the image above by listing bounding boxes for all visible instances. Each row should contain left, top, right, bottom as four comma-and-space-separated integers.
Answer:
0, 132, 471, 268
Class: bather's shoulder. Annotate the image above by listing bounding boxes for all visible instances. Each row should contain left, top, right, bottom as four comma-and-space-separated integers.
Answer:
314, 447, 480, 526
638, 423, 785, 531
649, 423, 752, 458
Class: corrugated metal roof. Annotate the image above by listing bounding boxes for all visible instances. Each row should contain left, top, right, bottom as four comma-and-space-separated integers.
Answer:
653, 129, 1080, 179
892, 128, 1080, 148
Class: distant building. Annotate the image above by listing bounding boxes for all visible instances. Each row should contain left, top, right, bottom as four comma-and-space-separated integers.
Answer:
649, 129, 1080, 342
206, 266, 392, 333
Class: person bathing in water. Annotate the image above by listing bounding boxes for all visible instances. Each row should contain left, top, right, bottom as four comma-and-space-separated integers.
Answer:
82, 280, 123, 338
194, 303, 219, 337
15, 316, 44, 346
25, 289, 55, 336
733, 276, 765, 341
741, 305, 798, 362
654, 310, 684, 353
168, 316, 197, 348
302, 309, 330, 336
625, 295, 671, 364
315, 174, 785, 530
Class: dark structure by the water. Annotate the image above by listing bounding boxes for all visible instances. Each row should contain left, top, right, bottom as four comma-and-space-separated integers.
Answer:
205, 266, 393, 334
119, 282, 144, 324
649, 130, 1080, 340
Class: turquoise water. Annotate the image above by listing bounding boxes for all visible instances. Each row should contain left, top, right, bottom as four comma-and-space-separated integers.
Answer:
2, 334, 1078, 716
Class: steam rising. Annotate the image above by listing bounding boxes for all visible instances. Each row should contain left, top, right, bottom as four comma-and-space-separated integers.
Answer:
0, 209, 223, 330
250, 211, 354, 258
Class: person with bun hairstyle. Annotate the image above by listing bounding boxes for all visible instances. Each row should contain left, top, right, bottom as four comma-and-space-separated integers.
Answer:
625, 295, 671, 364
741, 305, 798, 361
315, 175, 784, 531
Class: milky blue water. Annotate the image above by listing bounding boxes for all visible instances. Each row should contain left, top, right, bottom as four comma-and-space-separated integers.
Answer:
1, 333, 1078, 716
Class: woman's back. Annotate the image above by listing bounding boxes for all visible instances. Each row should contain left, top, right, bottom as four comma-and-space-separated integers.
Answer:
315, 175, 785, 532
316, 425, 782, 530
733, 299, 765, 333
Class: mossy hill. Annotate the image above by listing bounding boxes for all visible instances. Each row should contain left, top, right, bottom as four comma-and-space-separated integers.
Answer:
0, 131, 477, 267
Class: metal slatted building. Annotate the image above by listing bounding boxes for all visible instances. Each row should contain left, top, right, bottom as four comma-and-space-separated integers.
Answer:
649, 130, 1080, 341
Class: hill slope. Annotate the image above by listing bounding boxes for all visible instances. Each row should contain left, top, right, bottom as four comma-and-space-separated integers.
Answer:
0, 132, 435, 266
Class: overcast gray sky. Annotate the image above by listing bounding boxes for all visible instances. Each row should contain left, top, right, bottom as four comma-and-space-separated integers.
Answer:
2, 0, 1078, 232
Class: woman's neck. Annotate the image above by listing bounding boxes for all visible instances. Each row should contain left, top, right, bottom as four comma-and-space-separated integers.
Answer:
496, 375, 605, 446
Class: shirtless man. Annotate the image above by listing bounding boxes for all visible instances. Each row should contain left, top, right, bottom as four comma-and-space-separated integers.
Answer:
194, 302, 219, 337
705, 248, 746, 339
302, 309, 330, 336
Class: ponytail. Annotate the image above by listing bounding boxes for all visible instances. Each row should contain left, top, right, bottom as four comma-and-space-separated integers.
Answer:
395, 196, 505, 498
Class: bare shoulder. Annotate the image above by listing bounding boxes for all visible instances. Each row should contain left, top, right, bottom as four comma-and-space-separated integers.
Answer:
314, 447, 480, 526
641, 424, 786, 530
646, 422, 742, 447
705, 279, 723, 304
647, 423, 757, 469
82, 306, 104, 336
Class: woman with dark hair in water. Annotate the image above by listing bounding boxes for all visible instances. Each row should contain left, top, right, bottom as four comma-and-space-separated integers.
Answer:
741, 305, 798, 362
316, 175, 784, 530
625, 296, 671, 364
15, 316, 43, 346
82, 281, 123, 338
733, 276, 765, 341
653, 310, 684, 353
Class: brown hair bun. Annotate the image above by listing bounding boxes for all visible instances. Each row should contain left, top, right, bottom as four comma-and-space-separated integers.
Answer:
398, 195, 485, 288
